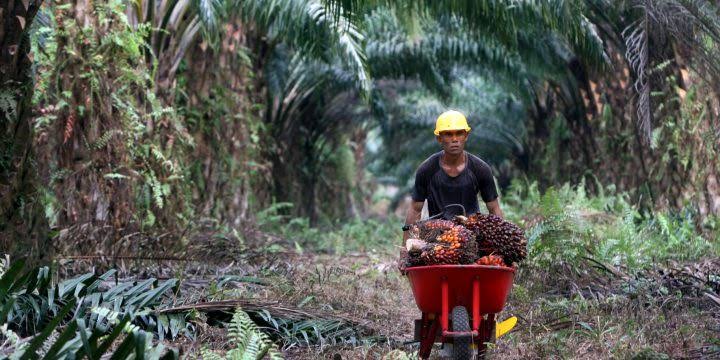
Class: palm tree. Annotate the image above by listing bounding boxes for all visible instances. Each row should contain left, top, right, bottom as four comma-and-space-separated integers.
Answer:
0, 0, 48, 260
128, 0, 371, 224
28, 0, 371, 233
262, 3, 593, 221
126, 0, 370, 102
582, 0, 720, 211
259, 9, 466, 220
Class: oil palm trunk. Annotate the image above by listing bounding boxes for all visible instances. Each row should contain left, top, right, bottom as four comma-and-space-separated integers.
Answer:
0, 0, 48, 261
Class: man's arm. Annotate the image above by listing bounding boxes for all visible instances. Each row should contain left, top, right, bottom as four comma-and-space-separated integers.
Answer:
403, 201, 425, 243
485, 199, 504, 218
469, 156, 502, 218
398, 200, 424, 274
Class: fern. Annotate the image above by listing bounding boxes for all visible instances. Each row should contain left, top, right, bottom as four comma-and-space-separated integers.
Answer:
200, 347, 224, 360
145, 170, 164, 209
201, 308, 283, 360
90, 129, 123, 150
0, 89, 17, 122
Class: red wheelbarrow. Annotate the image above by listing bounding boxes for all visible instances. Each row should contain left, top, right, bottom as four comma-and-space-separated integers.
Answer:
406, 264, 517, 359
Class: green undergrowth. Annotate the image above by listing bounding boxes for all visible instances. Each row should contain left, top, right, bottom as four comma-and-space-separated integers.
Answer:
256, 202, 402, 255
256, 179, 718, 273
503, 179, 719, 271
0, 255, 382, 359
238, 181, 719, 358
200, 308, 283, 359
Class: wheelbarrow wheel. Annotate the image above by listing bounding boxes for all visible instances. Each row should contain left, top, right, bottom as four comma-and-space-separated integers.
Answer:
451, 306, 472, 360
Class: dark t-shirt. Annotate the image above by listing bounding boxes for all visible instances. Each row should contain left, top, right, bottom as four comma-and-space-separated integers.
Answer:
411, 151, 498, 218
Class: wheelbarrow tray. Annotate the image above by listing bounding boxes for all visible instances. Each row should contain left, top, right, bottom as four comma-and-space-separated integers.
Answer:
406, 264, 516, 359
406, 264, 515, 315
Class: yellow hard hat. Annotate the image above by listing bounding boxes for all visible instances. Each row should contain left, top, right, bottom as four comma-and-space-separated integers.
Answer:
434, 110, 471, 135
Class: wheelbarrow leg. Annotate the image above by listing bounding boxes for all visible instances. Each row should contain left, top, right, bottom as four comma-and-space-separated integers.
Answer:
477, 313, 496, 358
472, 276, 481, 331
418, 318, 438, 359
441, 279, 449, 332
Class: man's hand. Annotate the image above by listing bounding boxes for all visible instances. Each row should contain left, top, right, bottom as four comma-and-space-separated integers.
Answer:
403, 201, 425, 242
398, 238, 427, 275
397, 248, 409, 275
486, 199, 504, 218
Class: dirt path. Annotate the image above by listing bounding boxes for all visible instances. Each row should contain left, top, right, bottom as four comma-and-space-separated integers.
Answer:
272, 253, 720, 359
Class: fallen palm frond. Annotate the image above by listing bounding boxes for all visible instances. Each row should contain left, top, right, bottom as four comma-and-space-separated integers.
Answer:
3, 262, 191, 339
687, 344, 720, 359
583, 256, 630, 280
161, 299, 356, 321
0, 259, 181, 358
56, 255, 190, 261
592, 257, 720, 307
548, 256, 720, 311
160, 299, 378, 348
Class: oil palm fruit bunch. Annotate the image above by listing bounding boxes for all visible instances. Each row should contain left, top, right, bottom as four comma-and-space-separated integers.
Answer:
420, 243, 461, 264
454, 215, 481, 235
414, 219, 456, 242
419, 225, 478, 265
437, 225, 474, 246
457, 213, 527, 265
405, 250, 426, 267
475, 254, 506, 266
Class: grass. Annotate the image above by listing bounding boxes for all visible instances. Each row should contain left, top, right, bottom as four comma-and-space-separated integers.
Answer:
255, 203, 403, 255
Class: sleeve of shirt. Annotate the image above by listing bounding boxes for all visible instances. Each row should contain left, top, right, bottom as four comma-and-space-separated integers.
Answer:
411, 167, 428, 202
473, 160, 499, 202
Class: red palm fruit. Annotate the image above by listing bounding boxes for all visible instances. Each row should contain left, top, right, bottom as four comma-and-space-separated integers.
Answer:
475, 254, 506, 266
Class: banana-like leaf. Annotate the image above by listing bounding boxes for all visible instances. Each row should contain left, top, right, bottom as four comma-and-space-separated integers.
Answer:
40, 318, 78, 359
0, 259, 25, 300
19, 298, 76, 360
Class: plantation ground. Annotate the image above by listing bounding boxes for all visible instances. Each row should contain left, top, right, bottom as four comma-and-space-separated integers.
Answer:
193, 183, 720, 358
6, 183, 719, 358
70, 248, 716, 359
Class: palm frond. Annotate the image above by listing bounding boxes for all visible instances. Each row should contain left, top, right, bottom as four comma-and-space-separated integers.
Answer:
363, 9, 524, 100
194, 0, 224, 32
619, 0, 720, 142
254, 308, 375, 348
363, 6, 599, 104
239, 0, 371, 95
623, 9, 652, 141
332, 0, 608, 67
0, 260, 181, 358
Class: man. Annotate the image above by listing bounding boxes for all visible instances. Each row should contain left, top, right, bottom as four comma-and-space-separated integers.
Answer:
402, 110, 503, 245
398, 110, 505, 357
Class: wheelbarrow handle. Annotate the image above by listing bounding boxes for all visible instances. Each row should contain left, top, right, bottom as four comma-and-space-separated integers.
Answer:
401, 204, 466, 231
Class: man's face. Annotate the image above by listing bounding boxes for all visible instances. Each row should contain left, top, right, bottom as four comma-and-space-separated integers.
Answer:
436, 130, 469, 155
